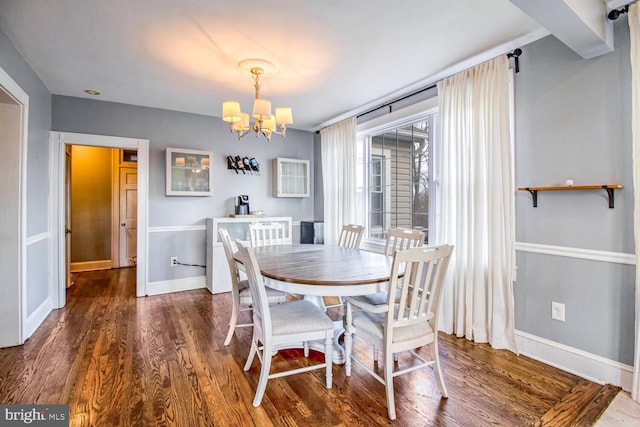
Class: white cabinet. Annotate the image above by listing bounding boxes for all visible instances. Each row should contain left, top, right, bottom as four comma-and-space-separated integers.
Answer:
272, 157, 310, 198
205, 216, 292, 294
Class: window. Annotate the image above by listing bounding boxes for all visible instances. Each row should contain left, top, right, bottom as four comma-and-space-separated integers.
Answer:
357, 111, 437, 244
369, 154, 384, 238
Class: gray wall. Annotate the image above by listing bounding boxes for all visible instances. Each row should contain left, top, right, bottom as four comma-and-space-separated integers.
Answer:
0, 29, 52, 317
514, 22, 635, 365
51, 96, 315, 282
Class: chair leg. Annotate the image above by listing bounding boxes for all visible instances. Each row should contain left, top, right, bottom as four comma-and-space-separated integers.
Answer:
344, 302, 354, 376
303, 341, 310, 357
430, 338, 448, 398
223, 297, 241, 345
384, 348, 396, 420
243, 332, 258, 371
252, 342, 272, 407
325, 333, 333, 389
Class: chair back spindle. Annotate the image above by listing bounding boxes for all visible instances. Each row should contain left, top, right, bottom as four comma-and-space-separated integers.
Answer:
249, 222, 285, 247
338, 224, 365, 249
384, 228, 425, 256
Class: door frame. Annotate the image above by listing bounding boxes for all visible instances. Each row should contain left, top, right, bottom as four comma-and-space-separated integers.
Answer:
0, 66, 28, 345
50, 132, 149, 306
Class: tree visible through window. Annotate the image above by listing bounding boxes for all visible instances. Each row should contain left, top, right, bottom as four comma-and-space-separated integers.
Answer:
364, 113, 435, 243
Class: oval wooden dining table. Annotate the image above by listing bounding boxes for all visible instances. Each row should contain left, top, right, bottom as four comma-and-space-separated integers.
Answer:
233, 243, 394, 363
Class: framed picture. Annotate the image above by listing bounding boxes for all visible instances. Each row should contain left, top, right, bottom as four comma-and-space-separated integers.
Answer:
166, 148, 213, 196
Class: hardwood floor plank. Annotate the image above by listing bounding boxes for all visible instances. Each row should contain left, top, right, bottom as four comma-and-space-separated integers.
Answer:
537, 380, 621, 426
0, 268, 620, 426
574, 384, 621, 426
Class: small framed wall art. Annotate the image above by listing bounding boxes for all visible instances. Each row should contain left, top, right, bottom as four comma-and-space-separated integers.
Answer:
166, 147, 213, 196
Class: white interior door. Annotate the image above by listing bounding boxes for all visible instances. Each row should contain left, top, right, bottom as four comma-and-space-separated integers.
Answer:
119, 167, 137, 266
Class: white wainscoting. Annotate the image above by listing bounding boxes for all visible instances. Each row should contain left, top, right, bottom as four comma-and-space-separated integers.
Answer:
515, 241, 635, 391
25, 232, 51, 341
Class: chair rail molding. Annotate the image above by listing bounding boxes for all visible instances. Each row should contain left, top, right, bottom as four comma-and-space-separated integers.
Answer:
148, 225, 206, 233
26, 232, 50, 246
515, 241, 635, 265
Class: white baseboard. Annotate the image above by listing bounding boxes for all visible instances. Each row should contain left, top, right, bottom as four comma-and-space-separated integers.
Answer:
146, 276, 206, 296
70, 260, 112, 272
515, 330, 634, 391
25, 297, 52, 340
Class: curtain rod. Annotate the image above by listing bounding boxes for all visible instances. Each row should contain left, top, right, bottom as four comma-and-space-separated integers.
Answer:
315, 48, 523, 134
355, 83, 437, 119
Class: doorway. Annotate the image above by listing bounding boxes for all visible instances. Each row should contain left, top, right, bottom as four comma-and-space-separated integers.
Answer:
0, 70, 27, 346
50, 132, 149, 308
66, 146, 138, 281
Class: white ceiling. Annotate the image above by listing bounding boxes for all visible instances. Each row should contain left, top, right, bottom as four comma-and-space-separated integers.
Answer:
0, 0, 619, 131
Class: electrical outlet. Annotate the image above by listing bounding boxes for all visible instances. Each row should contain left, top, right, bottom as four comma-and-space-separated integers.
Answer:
551, 302, 565, 322
170, 256, 178, 267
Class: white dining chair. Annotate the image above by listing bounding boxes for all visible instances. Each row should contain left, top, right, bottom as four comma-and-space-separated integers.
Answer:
218, 228, 287, 345
337, 224, 365, 249
344, 244, 454, 420
324, 224, 366, 311
249, 222, 285, 247
348, 228, 425, 305
236, 242, 334, 407
383, 227, 425, 256
346, 227, 425, 359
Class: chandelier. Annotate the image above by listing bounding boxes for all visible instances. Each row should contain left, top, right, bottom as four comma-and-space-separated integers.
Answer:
222, 59, 293, 141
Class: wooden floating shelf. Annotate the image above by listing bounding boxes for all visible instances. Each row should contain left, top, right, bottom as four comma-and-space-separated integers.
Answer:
517, 184, 624, 208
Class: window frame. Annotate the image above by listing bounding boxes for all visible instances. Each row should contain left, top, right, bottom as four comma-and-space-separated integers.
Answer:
355, 97, 439, 252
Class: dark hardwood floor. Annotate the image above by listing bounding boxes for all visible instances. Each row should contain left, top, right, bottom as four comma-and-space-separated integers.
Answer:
0, 268, 619, 426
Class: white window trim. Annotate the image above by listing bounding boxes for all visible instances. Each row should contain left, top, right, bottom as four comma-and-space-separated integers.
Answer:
356, 96, 439, 250
370, 147, 392, 239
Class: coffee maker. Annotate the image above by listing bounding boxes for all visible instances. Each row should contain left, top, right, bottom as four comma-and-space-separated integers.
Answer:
235, 195, 250, 215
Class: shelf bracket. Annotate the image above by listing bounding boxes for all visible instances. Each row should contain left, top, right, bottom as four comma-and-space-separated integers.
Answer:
603, 185, 615, 209
525, 188, 538, 208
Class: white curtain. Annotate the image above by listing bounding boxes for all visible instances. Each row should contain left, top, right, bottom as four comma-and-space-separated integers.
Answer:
628, 3, 640, 402
321, 117, 357, 245
436, 55, 517, 352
